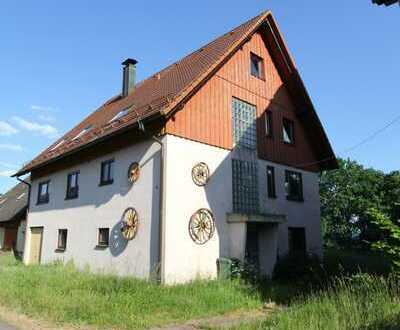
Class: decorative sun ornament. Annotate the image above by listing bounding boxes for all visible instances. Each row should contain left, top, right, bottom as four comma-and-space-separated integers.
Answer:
188, 209, 215, 245
121, 207, 139, 240
128, 162, 140, 183
191, 162, 210, 186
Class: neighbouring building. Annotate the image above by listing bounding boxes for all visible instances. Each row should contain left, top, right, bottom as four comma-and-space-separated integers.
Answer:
14, 11, 337, 284
0, 181, 29, 255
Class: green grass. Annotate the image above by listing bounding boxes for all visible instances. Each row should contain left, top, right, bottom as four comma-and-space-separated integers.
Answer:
223, 274, 400, 330
0, 254, 263, 329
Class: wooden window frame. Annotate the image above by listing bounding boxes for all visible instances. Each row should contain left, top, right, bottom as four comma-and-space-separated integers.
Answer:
100, 159, 114, 186
66, 171, 79, 200
285, 170, 304, 202
37, 181, 50, 205
282, 118, 295, 145
250, 52, 265, 80
266, 166, 276, 199
56, 229, 68, 252
97, 228, 110, 248
265, 111, 273, 138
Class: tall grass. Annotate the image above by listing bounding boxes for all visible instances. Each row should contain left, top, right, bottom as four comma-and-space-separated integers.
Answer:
232, 274, 400, 330
0, 254, 262, 329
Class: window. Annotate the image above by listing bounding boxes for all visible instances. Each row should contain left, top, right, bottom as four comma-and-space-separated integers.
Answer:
109, 108, 130, 123
66, 172, 79, 199
267, 166, 276, 198
250, 53, 264, 79
265, 111, 273, 137
232, 98, 257, 150
285, 170, 303, 201
50, 139, 65, 151
288, 227, 306, 254
72, 125, 93, 141
282, 118, 294, 144
232, 159, 259, 214
57, 229, 68, 251
100, 159, 114, 186
37, 181, 50, 204
98, 228, 110, 247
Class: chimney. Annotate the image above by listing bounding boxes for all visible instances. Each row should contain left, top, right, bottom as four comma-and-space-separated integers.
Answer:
122, 58, 138, 97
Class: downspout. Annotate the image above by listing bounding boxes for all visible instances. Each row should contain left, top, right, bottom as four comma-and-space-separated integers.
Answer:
133, 109, 165, 284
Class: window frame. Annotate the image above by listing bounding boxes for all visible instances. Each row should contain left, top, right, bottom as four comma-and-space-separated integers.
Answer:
288, 227, 306, 255
66, 171, 79, 200
97, 228, 110, 248
37, 181, 50, 205
282, 118, 295, 145
285, 170, 304, 202
100, 159, 114, 186
56, 229, 68, 252
266, 166, 276, 199
250, 52, 265, 80
265, 111, 273, 138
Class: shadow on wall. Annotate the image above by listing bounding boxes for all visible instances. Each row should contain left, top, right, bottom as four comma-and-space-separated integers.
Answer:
109, 220, 128, 257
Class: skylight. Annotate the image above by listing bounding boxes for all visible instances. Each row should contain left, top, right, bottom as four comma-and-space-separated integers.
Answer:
50, 140, 65, 151
72, 125, 93, 141
0, 198, 7, 206
109, 108, 130, 123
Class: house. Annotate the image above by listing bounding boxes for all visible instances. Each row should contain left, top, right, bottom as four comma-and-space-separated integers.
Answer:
372, 0, 398, 6
0, 181, 29, 255
14, 11, 337, 284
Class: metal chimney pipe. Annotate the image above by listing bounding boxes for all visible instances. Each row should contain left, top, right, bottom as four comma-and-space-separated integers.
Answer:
122, 58, 138, 97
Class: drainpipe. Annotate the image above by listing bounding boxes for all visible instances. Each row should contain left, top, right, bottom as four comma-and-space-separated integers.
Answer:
133, 109, 165, 284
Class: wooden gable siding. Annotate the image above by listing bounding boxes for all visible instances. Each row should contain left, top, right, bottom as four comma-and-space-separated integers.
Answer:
165, 31, 320, 171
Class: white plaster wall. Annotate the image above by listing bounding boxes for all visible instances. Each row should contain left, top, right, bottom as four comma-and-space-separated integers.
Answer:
24, 139, 161, 279
163, 135, 233, 284
257, 160, 322, 257
0, 228, 4, 249
16, 220, 26, 253
258, 224, 279, 276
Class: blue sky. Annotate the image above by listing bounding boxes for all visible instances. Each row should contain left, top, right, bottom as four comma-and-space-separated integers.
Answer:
0, 1, 398, 193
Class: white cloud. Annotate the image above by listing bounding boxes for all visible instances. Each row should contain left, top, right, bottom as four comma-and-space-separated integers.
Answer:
0, 144, 23, 152
12, 116, 59, 138
0, 121, 19, 136
0, 161, 18, 169
30, 105, 57, 112
38, 114, 56, 122
0, 170, 14, 177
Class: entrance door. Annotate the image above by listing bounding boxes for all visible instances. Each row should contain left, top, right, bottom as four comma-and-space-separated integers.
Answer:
245, 223, 259, 269
29, 227, 43, 264
4, 228, 18, 250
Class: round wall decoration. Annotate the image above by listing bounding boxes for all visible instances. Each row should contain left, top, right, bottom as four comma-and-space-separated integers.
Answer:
188, 208, 215, 245
191, 162, 210, 186
121, 207, 139, 240
128, 162, 140, 183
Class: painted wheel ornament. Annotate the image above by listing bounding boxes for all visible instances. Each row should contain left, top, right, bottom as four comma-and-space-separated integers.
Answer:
121, 207, 139, 240
188, 209, 215, 245
128, 162, 140, 183
191, 162, 210, 186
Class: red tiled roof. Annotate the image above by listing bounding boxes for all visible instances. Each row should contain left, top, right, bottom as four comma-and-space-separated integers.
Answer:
15, 11, 269, 176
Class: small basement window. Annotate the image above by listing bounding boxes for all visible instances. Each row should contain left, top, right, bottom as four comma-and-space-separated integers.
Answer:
98, 228, 110, 247
288, 227, 306, 255
66, 172, 79, 200
100, 159, 114, 186
285, 170, 303, 201
37, 181, 50, 204
57, 229, 68, 251
282, 118, 294, 144
250, 53, 264, 79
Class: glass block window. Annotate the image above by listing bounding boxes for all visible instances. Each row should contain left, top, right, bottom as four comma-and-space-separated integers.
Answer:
232, 98, 257, 150
232, 159, 259, 214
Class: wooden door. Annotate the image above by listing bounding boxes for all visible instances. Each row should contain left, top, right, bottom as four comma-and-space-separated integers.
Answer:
29, 227, 43, 264
4, 228, 18, 250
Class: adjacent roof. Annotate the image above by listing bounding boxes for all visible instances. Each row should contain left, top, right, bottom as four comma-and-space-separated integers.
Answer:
0, 181, 29, 223
373, 0, 398, 5
15, 11, 337, 176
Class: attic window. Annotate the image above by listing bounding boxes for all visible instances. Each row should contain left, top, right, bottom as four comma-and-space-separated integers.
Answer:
16, 193, 25, 200
109, 108, 130, 123
250, 53, 264, 79
50, 140, 65, 151
72, 125, 93, 141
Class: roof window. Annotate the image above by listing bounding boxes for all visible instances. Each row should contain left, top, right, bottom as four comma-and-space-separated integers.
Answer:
72, 125, 93, 141
109, 108, 130, 123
